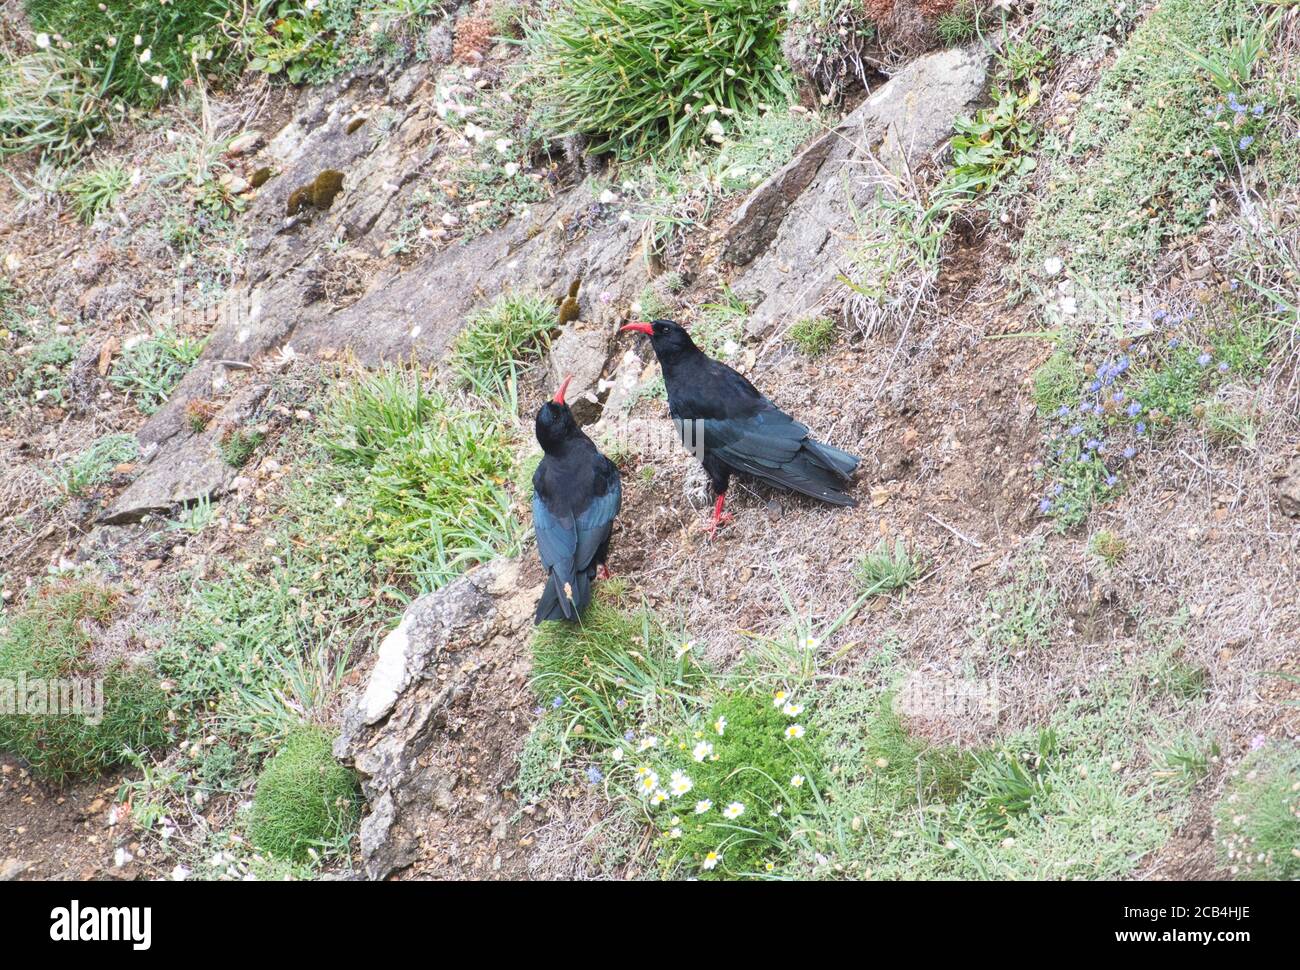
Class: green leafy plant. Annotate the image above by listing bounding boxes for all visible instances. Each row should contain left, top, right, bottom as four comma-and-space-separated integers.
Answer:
67, 160, 130, 223
219, 427, 264, 468
109, 329, 207, 415
0, 49, 108, 159
853, 538, 922, 596
942, 82, 1040, 204
55, 433, 138, 497
1088, 529, 1127, 568
526, 0, 792, 159
248, 726, 361, 861
935, 3, 980, 47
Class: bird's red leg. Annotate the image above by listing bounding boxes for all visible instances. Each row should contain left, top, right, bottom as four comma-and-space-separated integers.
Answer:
703, 494, 734, 539
598, 564, 612, 580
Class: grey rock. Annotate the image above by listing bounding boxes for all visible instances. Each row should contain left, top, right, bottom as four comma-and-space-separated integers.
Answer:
729, 47, 989, 339
335, 559, 538, 880
0, 858, 32, 881
99, 381, 268, 524
548, 326, 612, 423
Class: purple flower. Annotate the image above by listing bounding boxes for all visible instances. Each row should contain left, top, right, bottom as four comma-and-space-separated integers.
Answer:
586, 766, 604, 784
1239, 135, 1255, 150
1126, 401, 1142, 417
1252, 104, 1266, 117
1113, 391, 1125, 403
1249, 734, 1267, 751
1168, 338, 1180, 349
1123, 446, 1137, 459
616, 697, 628, 711
1057, 405, 1071, 418
1152, 309, 1167, 322
552, 695, 564, 709
1039, 498, 1053, 514
1217, 361, 1230, 374
1197, 352, 1213, 366
624, 729, 635, 741
1089, 379, 1103, 393
1105, 474, 1118, 487
1053, 484, 1064, 496
1069, 424, 1084, 437
1136, 422, 1147, 434
1086, 438, 1102, 451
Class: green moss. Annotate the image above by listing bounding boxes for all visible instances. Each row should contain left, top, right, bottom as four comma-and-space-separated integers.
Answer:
249, 727, 360, 861
286, 169, 345, 215
0, 583, 169, 784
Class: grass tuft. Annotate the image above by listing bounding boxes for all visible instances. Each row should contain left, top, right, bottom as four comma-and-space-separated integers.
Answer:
450, 290, 557, 397
1214, 743, 1300, 879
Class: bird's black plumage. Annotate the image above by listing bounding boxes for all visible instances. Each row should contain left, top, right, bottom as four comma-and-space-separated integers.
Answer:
531, 394, 621, 624
629, 319, 859, 508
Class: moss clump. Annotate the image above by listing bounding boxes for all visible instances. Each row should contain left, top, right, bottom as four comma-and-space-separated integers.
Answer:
286, 169, 345, 216
249, 727, 360, 861
1215, 744, 1300, 880
0, 582, 169, 784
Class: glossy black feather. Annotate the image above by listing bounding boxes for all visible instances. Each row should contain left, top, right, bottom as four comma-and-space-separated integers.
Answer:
641, 319, 859, 505
531, 400, 621, 623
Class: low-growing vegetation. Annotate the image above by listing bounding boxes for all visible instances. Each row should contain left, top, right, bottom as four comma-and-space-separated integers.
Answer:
248, 726, 361, 862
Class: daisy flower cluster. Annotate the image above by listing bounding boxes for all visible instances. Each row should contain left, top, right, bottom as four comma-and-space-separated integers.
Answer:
617, 689, 816, 879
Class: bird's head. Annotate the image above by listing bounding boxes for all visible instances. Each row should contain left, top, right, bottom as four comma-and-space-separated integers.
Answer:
535, 375, 579, 452
619, 318, 697, 364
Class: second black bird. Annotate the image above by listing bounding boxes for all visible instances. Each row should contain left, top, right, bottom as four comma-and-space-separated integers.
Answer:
620, 318, 858, 534
531, 375, 622, 623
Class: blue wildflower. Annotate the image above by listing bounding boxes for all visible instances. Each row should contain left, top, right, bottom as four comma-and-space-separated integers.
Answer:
1239, 135, 1255, 150
1106, 474, 1118, 487
586, 766, 604, 784
1123, 446, 1137, 459
552, 695, 564, 709
1136, 422, 1147, 434
1089, 379, 1103, 393
1069, 424, 1083, 437
1053, 484, 1064, 496
1153, 309, 1167, 322
1126, 401, 1142, 417
1253, 104, 1265, 117
1039, 498, 1053, 514
1198, 352, 1213, 366
1217, 361, 1230, 374
624, 729, 635, 741
1113, 391, 1125, 403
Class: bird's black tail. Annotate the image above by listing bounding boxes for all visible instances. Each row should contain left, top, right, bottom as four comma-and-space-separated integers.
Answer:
533, 568, 593, 624
751, 438, 860, 507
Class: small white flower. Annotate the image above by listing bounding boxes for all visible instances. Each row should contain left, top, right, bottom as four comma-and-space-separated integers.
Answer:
1060, 295, 1078, 315
723, 801, 745, 820
637, 735, 658, 752
618, 210, 633, 223
692, 741, 713, 762
151, 74, 168, 90
133, 34, 142, 46
675, 640, 694, 660
493, 137, 513, 155
610, 747, 624, 762
503, 162, 519, 177
769, 803, 783, 816
772, 690, 788, 709
790, 774, 805, 788
714, 715, 727, 736
598, 188, 618, 205
650, 789, 668, 805
139, 47, 152, 64
668, 827, 682, 838
782, 702, 804, 717
706, 118, 725, 138
1043, 256, 1064, 277
702, 851, 720, 870
800, 635, 819, 651
785, 724, 806, 740
35, 33, 51, 49
669, 770, 693, 797
694, 799, 713, 814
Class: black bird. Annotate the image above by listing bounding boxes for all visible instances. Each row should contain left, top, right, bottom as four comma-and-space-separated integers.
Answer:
531, 375, 622, 623
620, 319, 858, 535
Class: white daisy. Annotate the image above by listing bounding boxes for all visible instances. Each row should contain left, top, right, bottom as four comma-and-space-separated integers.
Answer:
692, 741, 713, 762
785, 724, 806, 740
790, 774, 805, 788
650, 789, 668, 806
669, 770, 693, 797
782, 702, 804, 717
723, 801, 745, 820
702, 851, 719, 871
714, 715, 727, 736
637, 735, 658, 752
694, 799, 713, 814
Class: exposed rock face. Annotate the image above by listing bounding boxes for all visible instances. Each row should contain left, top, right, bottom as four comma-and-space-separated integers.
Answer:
334, 560, 541, 880
100, 379, 269, 524
727, 46, 990, 339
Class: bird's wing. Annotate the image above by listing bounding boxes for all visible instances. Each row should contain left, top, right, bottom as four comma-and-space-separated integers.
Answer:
531, 494, 579, 620
574, 465, 621, 571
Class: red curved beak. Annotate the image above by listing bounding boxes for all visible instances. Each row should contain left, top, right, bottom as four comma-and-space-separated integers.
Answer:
553, 374, 573, 405
620, 320, 654, 336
